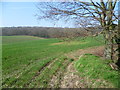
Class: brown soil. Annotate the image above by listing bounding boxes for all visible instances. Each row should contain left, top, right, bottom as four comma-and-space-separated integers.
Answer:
51, 41, 88, 46
51, 42, 64, 45
65, 46, 104, 60
60, 62, 86, 88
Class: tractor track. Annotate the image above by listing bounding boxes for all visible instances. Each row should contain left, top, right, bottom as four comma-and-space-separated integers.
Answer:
48, 57, 72, 88
24, 58, 57, 87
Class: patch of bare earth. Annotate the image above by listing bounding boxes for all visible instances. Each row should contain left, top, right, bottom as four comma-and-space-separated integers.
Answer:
60, 61, 87, 88
51, 42, 64, 45
65, 46, 104, 60
49, 46, 114, 88
51, 41, 88, 46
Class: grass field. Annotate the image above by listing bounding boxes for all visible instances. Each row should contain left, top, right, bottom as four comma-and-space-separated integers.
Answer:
2, 35, 119, 88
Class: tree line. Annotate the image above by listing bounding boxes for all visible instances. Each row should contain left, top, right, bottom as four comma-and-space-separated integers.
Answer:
2, 27, 101, 38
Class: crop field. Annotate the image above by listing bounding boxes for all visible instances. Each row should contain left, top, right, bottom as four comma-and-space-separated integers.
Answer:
2, 35, 119, 88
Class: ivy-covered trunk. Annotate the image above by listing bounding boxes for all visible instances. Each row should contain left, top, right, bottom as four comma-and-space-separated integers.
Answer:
103, 30, 114, 60
103, 24, 120, 68
116, 24, 120, 67
117, 43, 120, 67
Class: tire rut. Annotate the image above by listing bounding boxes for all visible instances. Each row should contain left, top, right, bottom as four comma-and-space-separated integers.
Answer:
24, 58, 57, 87
48, 58, 72, 88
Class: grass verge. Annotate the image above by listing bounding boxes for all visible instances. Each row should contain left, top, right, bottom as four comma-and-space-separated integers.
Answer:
74, 54, 119, 88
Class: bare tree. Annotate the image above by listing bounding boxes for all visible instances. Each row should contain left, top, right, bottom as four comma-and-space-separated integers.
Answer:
36, 0, 119, 65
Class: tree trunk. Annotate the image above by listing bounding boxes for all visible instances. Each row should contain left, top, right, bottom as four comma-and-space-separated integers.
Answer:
103, 30, 114, 60
116, 43, 120, 67
116, 24, 120, 68
103, 24, 120, 68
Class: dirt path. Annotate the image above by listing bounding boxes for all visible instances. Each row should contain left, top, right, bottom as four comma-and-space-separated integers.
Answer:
60, 46, 105, 88
60, 59, 86, 88
49, 46, 106, 88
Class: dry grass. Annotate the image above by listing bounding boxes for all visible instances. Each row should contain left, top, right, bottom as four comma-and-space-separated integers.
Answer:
51, 41, 88, 46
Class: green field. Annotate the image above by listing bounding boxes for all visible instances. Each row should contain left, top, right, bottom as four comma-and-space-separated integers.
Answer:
2, 35, 118, 88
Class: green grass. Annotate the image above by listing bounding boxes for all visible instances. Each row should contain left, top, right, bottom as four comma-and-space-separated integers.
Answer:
74, 54, 119, 88
2, 35, 105, 88
2, 57, 56, 88
2, 36, 42, 44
